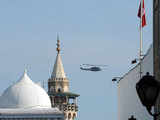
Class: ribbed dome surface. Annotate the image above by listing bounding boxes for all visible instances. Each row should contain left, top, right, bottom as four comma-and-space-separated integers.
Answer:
0, 71, 51, 108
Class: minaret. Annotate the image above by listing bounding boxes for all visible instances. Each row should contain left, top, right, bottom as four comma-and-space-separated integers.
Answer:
48, 36, 79, 120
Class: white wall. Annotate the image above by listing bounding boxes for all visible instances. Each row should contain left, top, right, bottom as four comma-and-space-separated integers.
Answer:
118, 45, 153, 120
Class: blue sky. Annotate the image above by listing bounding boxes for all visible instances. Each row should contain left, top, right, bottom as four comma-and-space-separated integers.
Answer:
0, 0, 153, 120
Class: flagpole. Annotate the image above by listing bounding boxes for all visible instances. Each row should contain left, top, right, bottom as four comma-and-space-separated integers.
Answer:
139, 0, 143, 79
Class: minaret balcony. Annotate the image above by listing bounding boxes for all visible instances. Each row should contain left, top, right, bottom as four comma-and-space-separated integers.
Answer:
59, 103, 78, 112
48, 78, 68, 82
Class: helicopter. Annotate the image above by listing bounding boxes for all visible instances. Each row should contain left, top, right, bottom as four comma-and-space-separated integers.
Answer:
80, 64, 107, 72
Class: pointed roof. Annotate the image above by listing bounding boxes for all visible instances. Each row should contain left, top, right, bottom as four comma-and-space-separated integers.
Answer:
51, 53, 66, 78
51, 37, 66, 79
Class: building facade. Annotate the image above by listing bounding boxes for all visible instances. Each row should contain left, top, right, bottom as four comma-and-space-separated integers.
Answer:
48, 37, 79, 120
117, 45, 153, 120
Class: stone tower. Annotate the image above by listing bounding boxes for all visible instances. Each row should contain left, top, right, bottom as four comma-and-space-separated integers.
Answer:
48, 36, 79, 120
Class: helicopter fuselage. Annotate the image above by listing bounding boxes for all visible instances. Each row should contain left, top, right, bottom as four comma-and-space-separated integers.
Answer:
80, 67, 101, 72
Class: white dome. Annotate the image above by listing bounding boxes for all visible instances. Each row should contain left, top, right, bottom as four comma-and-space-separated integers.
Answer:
0, 71, 52, 108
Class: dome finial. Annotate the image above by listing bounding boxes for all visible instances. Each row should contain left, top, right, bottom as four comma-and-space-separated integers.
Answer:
24, 68, 27, 74
56, 34, 60, 54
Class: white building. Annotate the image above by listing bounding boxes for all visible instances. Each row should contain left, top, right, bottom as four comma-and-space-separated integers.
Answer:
0, 70, 64, 120
118, 45, 153, 120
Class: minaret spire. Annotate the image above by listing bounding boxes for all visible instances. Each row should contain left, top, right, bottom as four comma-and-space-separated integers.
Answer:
48, 38, 79, 120
51, 35, 66, 79
56, 34, 60, 54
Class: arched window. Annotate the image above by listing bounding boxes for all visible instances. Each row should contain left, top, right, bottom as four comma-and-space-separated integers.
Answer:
58, 88, 61, 92
68, 113, 71, 119
73, 113, 76, 119
64, 113, 67, 119
50, 86, 54, 92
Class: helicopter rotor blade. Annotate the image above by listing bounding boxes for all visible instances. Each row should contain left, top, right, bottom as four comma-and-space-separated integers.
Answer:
82, 64, 108, 67
98, 65, 108, 67
82, 64, 95, 66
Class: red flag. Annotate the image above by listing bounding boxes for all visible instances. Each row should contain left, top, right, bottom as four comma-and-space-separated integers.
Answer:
137, 0, 146, 27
